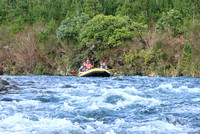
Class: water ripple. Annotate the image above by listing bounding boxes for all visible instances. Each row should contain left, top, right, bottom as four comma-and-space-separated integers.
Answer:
0, 75, 199, 133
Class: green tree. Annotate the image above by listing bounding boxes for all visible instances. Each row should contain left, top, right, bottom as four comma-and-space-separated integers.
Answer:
156, 9, 183, 35
79, 14, 147, 49
56, 13, 89, 41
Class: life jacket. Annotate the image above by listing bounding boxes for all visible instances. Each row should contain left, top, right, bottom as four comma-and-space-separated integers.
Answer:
101, 66, 106, 69
81, 66, 87, 72
86, 64, 93, 69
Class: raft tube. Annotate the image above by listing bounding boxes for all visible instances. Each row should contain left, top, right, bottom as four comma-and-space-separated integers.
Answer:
78, 68, 110, 77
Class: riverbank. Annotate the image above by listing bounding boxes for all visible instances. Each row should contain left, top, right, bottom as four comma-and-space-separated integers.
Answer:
0, 0, 199, 77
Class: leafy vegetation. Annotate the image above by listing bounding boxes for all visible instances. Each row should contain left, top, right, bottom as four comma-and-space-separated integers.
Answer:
0, 0, 199, 77
156, 9, 183, 35
79, 15, 147, 49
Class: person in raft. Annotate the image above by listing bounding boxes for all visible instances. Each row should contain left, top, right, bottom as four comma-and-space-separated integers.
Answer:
86, 59, 93, 69
78, 62, 89, 72
100, 62, 108, 70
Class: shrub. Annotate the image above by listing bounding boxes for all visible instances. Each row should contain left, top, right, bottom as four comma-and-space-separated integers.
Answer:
79, 14, 147, 50
183, 41, 192, 59
33, 64, 53, 75
56, 13, 90, 41
156, 9, 183, 35
12, 17, 24, 33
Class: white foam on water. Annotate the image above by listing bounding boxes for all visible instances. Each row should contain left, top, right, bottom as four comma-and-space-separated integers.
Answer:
86, 102, 99, 111
130, 86, 142, 94
192, 98, 200, 102
1, 76, 198, 133
127, 120, 191, 133
17, 100, 40, 106
183, 87, 200, 93
156, 83, 200, 93
88, 90, 95, 93
90, 120, 114, 132
61, 102, 75, 111
170, 86, 200, 93
157, 83, 173, 90
0, 105, 3, 111
70, 95, 89, 104
84, 125, 96, 133
0, 113, 87, 134
114, 118, 126, 127
106, 129, 116, 134
84, 87, 162, 111
154, 83, 174, 93
61, 92, 89, 103
0, 102, 18, 116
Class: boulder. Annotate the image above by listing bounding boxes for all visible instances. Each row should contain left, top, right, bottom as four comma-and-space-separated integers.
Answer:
0, 79, 9, 85
7, 85, 21, 90
1, 98, 20, 102
0, 84, 7, 91
113, 77, 123, 81
63, 84, 75, 88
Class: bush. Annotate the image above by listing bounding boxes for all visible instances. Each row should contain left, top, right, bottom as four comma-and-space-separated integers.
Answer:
12, 17, 24, 33
183, 41, 192, 59
156, 9, 183, 35
56, 13, 90, 41
33, 64, 53, 75
79, 14, 147, 50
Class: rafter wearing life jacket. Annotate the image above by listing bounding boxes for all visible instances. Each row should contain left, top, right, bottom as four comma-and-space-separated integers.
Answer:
99, 62, 108, 70
86, 59, 93, 69
78, 62, 89, 72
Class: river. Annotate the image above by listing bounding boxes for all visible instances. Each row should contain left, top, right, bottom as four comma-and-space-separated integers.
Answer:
0, 75, 200, 134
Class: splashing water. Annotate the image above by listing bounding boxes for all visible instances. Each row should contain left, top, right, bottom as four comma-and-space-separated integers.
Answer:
0, 75, 200, 134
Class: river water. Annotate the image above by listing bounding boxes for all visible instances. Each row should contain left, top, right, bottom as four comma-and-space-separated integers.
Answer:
0, 75, 200, 134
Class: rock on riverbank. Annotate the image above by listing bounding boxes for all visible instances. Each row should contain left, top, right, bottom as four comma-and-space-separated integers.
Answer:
0, 77, 21, 95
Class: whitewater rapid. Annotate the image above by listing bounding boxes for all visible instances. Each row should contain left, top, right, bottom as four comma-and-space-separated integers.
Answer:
0, 75, 199, 134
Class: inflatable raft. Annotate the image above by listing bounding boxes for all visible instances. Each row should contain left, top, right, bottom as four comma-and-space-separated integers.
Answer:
78, 68, 111, 77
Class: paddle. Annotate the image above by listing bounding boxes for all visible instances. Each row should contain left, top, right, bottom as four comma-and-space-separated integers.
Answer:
71, 71, 78, 74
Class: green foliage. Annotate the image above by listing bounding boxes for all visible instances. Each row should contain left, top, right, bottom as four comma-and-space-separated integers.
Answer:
0, 0, 200, 77
156, 9, 183, 35
10, 66, 22, 75
56, 18, 79, 40
179, 59, 200, 77
116, 1, 148, 24
83, 0, 102, 18
79, 14, 147, 49
124, 48, 168, 76
33, 64, 53, 75
183, 41, 192, 59
141, 49, 155, 65
0, 0, 200, 27
39, 30, 49, 43
178, 40, 193, 76
12, 17, 24, 33
124, 50, 137, 65
48, 18, 57, 34
56, 14, 90, 41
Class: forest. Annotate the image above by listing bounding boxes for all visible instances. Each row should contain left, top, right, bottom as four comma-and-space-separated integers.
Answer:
0, 0, 200, 77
